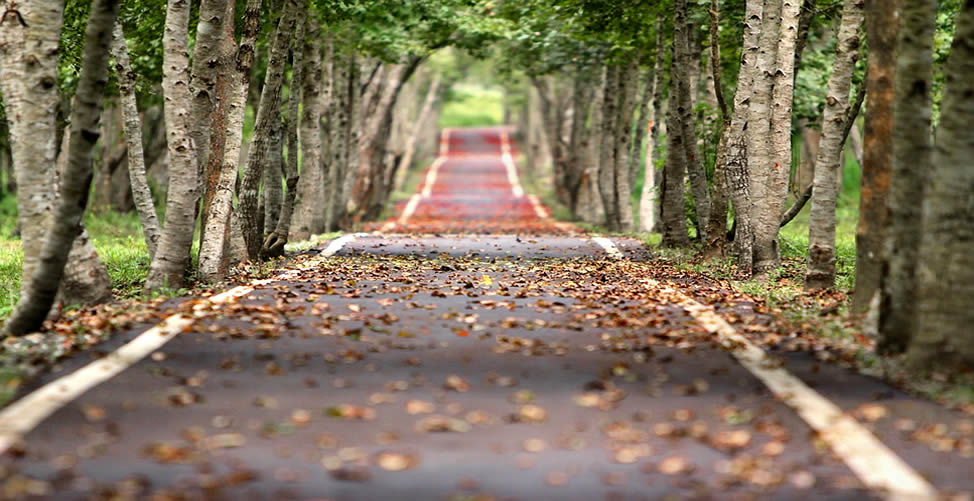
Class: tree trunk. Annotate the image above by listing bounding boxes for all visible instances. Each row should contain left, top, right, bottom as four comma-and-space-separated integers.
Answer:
661, 14, 690, 247
746, 0, 782, 277
703, 0, 732, 254
146, 0, 200, 292
237, 0, 297, 261
0, 0, 110, 308
325, 50, 353, 231
264, 11, 308, 257
111, 23, 161, 259
3, 0, 119, 336
612, 60, 639, 232
908, 1, 974, 369
394, 73, 441, 194
638, 26, 663, 233
853, 0, 899, 313
597, 65, 620, 231
723, 0, 763, 270
197, 0, 262, 282
578, 67, 605, 224
805, 0, 864, 290
262, 116, 284, 234
188, 0, 231, 173
291, 17, 325, 241
566, 66, 594, 216
879, 0, 936, 354
677, 0, 710, 238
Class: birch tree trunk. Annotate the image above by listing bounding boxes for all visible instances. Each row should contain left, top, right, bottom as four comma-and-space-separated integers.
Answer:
146, 0, 199, 292
613, 60, 639, 232
198, 0, 262, 281
723, 0, 763, 270
909, 1, 974, 369
566, 66, 594, 216
3, 0, 119, 336
336, 59, 362, 227
746, 0, 782, 277
805, 0, 864, 289
394, 73, 440, 193
853, 0, 900, 313
661, 16, 690, 247
263, 12, 307, 256
676, 0, 710, 238
262, 117, 284, 234
112, 24, 161, 259
640, 26, 667, 234
578, 67, 605, 224
291, 17, 325, 241
703, 0, 732, 254
633, 59, 655, 233
879, 0, 936, 354
597, 65, 620, 231
325, 50, 352, 231
188, 0, 230, 172
237, 0, 297, 261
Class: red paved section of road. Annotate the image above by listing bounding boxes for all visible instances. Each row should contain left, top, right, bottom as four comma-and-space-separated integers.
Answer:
372, 127, 573, 235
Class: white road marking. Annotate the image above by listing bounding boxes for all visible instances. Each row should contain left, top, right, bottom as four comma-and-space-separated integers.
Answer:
320, 232, 361, 257
398, 194, 422, 225
527, 195, 549, 219
0, 234, 360, 454
439, 128, 451, 156
420, 157, 447, 199
499, 130, 525, 198
594, 237, 939, 501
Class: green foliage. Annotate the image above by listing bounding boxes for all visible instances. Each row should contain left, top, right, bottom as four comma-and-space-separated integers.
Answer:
439, 84, 504, 128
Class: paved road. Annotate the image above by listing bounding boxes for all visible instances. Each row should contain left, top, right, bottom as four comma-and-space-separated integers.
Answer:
1, 128, 972, 500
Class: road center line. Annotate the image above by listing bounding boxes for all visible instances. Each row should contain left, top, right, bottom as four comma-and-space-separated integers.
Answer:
0, 234, 357, 454
593, 237, 938, 501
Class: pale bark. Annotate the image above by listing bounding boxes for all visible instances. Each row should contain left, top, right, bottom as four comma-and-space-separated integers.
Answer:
613, 61, 639, 232
703, 0, 732, 253
677, 4, 710, 238
263, 11, 307, 257
238, 0, 297, 260
0, 0, 109, 309
879, 0, 936, 353
724, 0, 764, 270
336, 58, 361, 227
262, 117, 284, 233
747, 0, 782, 277
4, 0, 119, 335
394, 73, 441, 193
597, 65, 620, 230
662, 13, 690, 247
188, 0, 230, 172
578, 67, 605, 224
198, 0, 262, 281
566, 66, 594, 217
853, 0, 899, 313
325, 50, 352, 231
805, 0, 864, 289
637, 38, 661, 233
291, 17, 325, 241
111, 23, 161, 258
909, 1, 974, 369
146, 0, 199, 292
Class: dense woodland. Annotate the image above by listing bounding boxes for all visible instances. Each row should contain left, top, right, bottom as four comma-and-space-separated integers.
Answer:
0, 0, 971, 373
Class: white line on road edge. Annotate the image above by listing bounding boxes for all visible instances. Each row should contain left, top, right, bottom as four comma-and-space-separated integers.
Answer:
420, 157, 447, 199
527, 195, 549, 219
593, 237, 938, 501
499, 130, 525, 198
0, 234, 358, 454
320, 232, 362, 257
439, 128, 451, 157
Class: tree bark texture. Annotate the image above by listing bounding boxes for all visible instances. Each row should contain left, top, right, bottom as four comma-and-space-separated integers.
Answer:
805, 0, 864, 289
112, 23, 161, 259
638, 26, 664, 234
597, 65, 620, 231
394, 73, 440, 194
676, 0, 710, 238
612, 60, 639, 232
909, 1, 974, 369
291, 16, 325, 241
198, 0, 262, 281
703, 0, 732, 254
723, 0, 763, 269
853, 0, 899, 313
188, 0, 230, 172
264, 11, 308, 257
325, 50, 353, 231
879, 0, 936, 354
237, 0, 297, 261
578, 67, 605, 224
4, 0, 119, 335
336, 58, 362, 228
146, 0, 200, 292
261, 116, 284, 234
662, 24, 690, 247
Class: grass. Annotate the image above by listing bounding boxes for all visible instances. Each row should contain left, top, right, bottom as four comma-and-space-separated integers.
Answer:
439, 84, 504, 129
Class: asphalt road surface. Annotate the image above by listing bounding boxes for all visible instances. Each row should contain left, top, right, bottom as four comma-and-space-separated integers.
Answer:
0, 128, 971, 501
